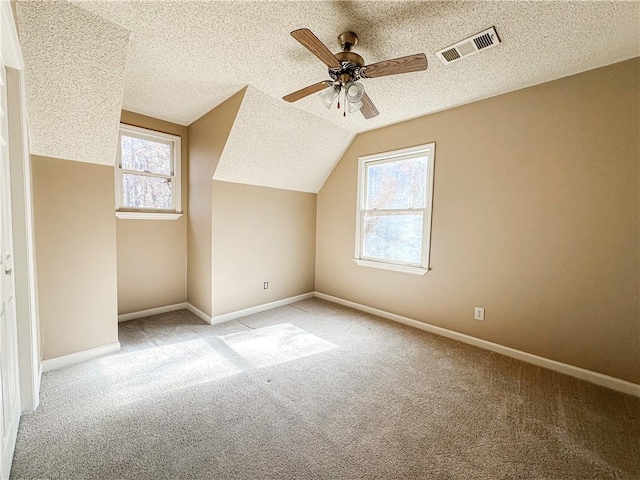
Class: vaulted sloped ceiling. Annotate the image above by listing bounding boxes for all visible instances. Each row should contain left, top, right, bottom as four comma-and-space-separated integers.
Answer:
214, 87, 354, 193
15, 0, 129, 166
15, 1, 640, 191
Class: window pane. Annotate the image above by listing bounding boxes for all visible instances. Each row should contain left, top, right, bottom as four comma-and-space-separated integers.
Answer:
366, 156, 427, 210
362, 212, 423, 264
121, 135, 171, 175
122, 173, 172, 209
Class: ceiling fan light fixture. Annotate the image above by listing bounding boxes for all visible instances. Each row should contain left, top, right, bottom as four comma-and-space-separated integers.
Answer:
345, 81, 364, 103
318, 85, 340, 109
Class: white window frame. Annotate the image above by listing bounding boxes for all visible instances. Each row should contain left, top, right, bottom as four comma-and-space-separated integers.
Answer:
115, 124, 182, 220
354, 143, 436, 275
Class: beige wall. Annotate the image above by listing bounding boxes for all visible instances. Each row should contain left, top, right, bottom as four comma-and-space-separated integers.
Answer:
212, 181, 316, 316
187, 89, 245, 316
316, 58, 640, 383
31, 156, 118, 359
116, 111, 188, 315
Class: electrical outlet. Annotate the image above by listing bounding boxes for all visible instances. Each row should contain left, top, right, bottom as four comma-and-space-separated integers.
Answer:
263, 282, 268, 290
474, 307, 485, 321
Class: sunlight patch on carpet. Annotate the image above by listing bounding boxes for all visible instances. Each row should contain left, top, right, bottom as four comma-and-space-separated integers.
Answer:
219, 323, 337, 368
95, 339, 242, 405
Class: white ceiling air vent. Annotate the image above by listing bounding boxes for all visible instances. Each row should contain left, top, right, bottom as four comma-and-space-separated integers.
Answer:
436, 27, 501, 65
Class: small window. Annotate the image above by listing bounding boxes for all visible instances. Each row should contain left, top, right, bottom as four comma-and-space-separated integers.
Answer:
115, 124, 182, 220
354, 143, 435, 275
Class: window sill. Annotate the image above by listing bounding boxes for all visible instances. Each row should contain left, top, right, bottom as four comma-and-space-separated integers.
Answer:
353, 259, 428, 276
116, 212, 182, 220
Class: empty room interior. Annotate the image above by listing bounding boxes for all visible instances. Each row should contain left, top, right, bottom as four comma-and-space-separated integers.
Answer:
0, 0, 639, 478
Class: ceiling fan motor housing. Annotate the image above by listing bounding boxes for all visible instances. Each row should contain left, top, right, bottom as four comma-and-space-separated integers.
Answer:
327, 32, 366, 85
330, 52, 365, 85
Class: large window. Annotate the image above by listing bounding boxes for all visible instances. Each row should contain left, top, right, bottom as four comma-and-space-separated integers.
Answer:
116, 124, 181, 219
354, 143, 435, 275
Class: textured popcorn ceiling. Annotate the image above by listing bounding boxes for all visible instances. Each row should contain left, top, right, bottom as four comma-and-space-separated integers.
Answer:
17, 1, 640, 189
16, 0, 129, 165
214, 87, 354, 193
72, 0, 639, 131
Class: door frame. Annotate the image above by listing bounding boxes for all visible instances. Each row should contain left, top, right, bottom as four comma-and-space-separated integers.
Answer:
1, 0, 40, 415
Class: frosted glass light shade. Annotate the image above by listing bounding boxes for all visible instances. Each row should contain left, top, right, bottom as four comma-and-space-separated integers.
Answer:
348, 99, 363, 113
345, 81, 364, 102
318, 85, 340, 109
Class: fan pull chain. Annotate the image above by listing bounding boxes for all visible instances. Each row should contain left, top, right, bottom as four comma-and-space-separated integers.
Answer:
343, 88, 346, 117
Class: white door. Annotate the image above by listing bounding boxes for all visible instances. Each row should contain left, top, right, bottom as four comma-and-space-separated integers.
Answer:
0, 56, 21, 480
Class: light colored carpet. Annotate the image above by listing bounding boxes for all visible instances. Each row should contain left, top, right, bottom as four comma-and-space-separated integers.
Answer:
11, 298, 640, 479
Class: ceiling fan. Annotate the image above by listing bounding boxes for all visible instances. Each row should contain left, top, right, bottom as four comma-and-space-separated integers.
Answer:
283, 29, 428, 119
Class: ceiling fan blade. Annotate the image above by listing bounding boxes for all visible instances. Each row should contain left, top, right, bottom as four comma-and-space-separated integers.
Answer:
291, 28, 341, 69
361, 53, 428, 79
283, 81, 332, 103
360, 92, 379, 119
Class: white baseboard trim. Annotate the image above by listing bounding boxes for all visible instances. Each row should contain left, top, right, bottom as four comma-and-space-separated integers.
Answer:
118, 302, 188, 322
211, 292, 315, 325
41, 342, 121, 372
314, 292, 640, 398
186, 303, 212, 325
